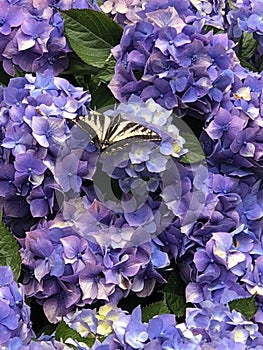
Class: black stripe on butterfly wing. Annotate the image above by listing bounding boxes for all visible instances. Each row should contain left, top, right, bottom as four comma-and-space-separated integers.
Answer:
98, 114, 113, 143
86, 113, 113, 143
103, 114, 122, 145
106, 119, 162, 145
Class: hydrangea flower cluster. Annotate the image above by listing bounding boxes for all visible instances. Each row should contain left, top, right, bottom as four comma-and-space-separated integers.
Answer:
108, 0, 237, 120
0, 275, 71, 350
100, 0, 149, 25
0, 0, 100, 75
63, 301, 263, 349
106, 0, 263, 330
227, 0, 263, 64
19, 216, 167, 323
53, 0, 101, 11
5, 337, 71, 350
1, 0, 263, 348
0, 69, 90, 235
4, 84, 202, 323
101, 0, 227, 29
0, 266, 33, 348
179, 42, 263, 317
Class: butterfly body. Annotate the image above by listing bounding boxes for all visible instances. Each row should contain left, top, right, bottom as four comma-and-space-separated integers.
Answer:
73, 113, 162, 152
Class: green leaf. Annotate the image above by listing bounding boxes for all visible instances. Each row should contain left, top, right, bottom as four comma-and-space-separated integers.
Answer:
256, 57, 263, 73
65, 53, 100, 76
164, 293, 187, 318
204, 25, 224, 34
0, 216, 21, 280
142, 301, 170, 323
63, 52, 116, 98
239, 58, 258, 72
90, 83, 116, 109
55, 320, 95, 347
61, 9, 123, 68
180, 132, 206, 164
0, 62, 11, 86
92, 57, 116, 85
229, 295, 257, 320
228, 0, 236, 10
241, 32, 258, 61
162, 272, 189, 318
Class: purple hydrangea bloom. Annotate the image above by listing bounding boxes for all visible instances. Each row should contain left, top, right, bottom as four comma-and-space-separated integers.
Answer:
0, 163, 16, 196
79, 263, 115, 303
0, 0, 100, 75
0, 1, 24, 37
243, 256, 263, 296
104, 250, 144, 289
205, 108, 247, 142
230, 127, 258, 157
0, 266, 34, 347
248, 2, 263, 32
124, 306, 148, 348
141, 78, 179, 109
53, 0, 101, 11
131, 261, 166, 297
31, 116, 67, 148
16, 19, 52, 52
26, 179, 56, 217
2, 124, 34, 155
0, 69, 90, 233
14, 150, 47, 186
185, 300, 263, 347
109, 2, 237, 119
61, 235, 96, 273
54, 153, 87, 193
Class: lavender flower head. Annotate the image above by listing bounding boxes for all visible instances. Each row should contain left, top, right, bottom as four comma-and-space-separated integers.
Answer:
0, 266, 34, 347
0, 0, 100, 75
0, 69, 91, 236
61, 301, 263, 349
108, 0, 237, 120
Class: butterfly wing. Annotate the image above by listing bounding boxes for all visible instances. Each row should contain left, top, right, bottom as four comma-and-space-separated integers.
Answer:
73, 113, 162, 152
104, 117, 162, 149
73, 113, 113, 146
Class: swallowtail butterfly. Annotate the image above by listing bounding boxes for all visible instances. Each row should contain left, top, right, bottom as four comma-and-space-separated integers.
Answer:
73, 112, 162, 152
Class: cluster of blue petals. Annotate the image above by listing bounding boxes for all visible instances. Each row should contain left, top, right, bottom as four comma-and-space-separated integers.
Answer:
0, 0, 263, 349
40, 302, 263, 349
0, 0, 100, 75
